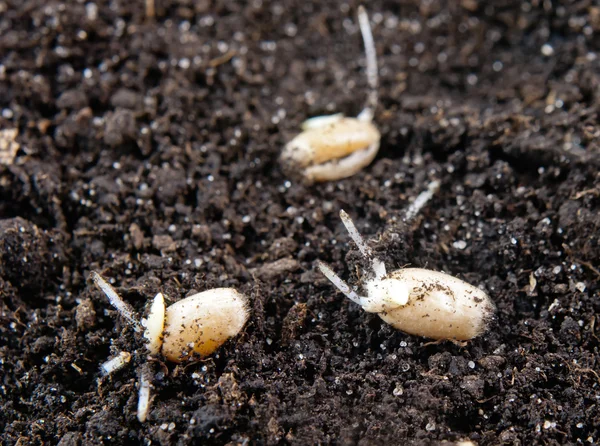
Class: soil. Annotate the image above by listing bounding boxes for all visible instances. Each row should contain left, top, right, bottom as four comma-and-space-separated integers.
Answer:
1, 0, 600, 445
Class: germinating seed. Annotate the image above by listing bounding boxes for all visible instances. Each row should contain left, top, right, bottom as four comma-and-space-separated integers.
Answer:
280, 6, 381, 182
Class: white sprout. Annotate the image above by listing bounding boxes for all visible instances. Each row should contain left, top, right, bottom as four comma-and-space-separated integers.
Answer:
100, 351, 132, 376
319, 181, 442, 313
318, 214, 408, 314
92, 271, 153, 422
317, 261, 366, 306
91, 271, 250, 422
137, 365, 153, 422
280, 6, 381, 183
91, 272, 140, 330
318, 211, 495, 339
404, 180, 441, 222
339, 210, 386, 280
356, 5, 379, 122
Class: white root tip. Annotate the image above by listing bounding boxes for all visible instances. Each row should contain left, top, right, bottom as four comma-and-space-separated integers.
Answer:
339, 210, 386, 279
100, 351, 132, 376
404, 180, 441, 222
91, 272, 140, 329
357, 5, 378, 120
137, 365, 153, 422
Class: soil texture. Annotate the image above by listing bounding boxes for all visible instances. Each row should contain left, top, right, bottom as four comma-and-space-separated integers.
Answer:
1, 0, 600, 445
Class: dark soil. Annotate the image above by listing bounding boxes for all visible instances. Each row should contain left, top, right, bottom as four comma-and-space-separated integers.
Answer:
1, 1, 600, 445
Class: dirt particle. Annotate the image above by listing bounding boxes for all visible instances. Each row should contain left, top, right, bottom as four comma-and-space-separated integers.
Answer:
110, 88, 142, 110
460, 375, 485, 399
250, 258, 301, 281
103, 109, 137, 147
152, 234, 176, 253
129, 223, 145, 250
281, 302, 307, 345
57, 431, 82, 446
0, 217, 67, 292
0, 128, 19, 165
56, 89, 88, 110
75, 298, 96, 331
478, 355, 506, 371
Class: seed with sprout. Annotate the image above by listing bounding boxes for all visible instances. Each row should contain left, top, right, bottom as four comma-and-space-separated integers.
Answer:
280, 6, 381, 182
317, 206, 495, 341
143, 288, 250, 362
91, 272, 249, 422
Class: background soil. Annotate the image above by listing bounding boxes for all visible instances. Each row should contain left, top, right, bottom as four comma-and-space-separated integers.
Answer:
1, 0, 600, 444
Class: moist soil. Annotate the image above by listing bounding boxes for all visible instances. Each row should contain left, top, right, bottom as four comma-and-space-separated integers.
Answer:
1, 1, 600, 445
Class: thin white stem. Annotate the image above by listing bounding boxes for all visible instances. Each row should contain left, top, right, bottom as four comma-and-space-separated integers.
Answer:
404, 180, 441, 222
357, 5, 378, 121
91, 272, 140, 330
339, 210, 386, 279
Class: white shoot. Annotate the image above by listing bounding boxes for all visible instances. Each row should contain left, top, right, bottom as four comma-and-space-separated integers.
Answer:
318, 261, 390, 314
100, 351, 132, 376
357, 5, 378, 121
91, 272, 140, 330
317, 261, 364, 304
339, 210, 371, 257
137, 365, 152, 422
404, 180, 441, 222
339, 210, 386, 279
